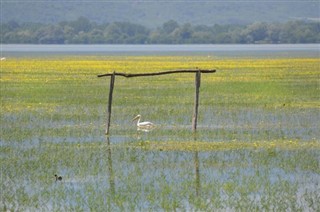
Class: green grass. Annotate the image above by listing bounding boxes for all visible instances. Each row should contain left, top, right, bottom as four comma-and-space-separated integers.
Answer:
1, 56, 319, 210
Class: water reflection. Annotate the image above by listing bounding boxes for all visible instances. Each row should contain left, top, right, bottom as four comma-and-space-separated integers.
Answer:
101, 135, 319, 210
193, 134, 201, 197
2, 135, 318, 210
194, 151, 201, 197
106, 136, 115, 195
107, 135, 203, 200
137, 125, 156, 132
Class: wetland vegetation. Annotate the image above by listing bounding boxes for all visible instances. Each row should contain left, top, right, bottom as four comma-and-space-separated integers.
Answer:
1, 54, 319, 210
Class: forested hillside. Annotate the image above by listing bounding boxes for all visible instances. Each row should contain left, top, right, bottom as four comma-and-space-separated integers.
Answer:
2, 1, 319, 27
1, 19, 319, 44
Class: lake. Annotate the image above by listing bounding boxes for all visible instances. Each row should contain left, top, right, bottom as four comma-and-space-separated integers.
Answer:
2, 44, 319, 57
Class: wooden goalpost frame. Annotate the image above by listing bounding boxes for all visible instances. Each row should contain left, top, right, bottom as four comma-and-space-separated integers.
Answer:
98, 69, 216, 135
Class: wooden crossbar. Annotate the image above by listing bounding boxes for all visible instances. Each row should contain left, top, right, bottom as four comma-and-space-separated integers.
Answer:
97, 69, 215, 78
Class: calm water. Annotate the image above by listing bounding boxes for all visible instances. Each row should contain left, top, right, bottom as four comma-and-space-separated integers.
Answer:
1, 44, 319, 57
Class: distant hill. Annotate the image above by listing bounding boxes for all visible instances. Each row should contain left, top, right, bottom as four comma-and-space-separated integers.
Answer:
2, 1, 319, 26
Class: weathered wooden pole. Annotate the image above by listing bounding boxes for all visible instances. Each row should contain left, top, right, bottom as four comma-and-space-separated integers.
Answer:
105, 72, 115, 135
192, 71, 201, 132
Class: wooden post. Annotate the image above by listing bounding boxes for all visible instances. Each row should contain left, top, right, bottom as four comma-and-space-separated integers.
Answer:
105, 72, 115, 135
192, 71, 201, 132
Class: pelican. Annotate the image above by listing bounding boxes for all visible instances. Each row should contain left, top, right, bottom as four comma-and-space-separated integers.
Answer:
132, 114, 155, 131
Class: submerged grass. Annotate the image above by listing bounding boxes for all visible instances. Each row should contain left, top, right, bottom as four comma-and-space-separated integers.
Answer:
1, 55, 319, 210
121, 140, 320, 152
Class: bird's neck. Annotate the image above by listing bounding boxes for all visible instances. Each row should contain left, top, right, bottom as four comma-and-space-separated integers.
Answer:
136, 117, 141, 125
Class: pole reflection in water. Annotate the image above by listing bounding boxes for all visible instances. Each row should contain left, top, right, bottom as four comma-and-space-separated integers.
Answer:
193, 135, 201, 197
106, 136, 115, 195
194, 151, 201, 197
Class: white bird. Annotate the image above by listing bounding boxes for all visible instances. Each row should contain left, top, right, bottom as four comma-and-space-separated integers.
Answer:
1, 57, 6, 61
132, 114, 155, 131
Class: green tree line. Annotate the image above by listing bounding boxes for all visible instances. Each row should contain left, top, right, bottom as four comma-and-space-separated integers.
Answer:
1, 18, 319, 44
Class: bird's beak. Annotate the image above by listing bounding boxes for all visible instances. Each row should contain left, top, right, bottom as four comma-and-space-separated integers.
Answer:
132, 116, 139, 121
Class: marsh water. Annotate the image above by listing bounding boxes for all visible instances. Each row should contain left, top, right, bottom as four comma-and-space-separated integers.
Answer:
1, 44, 319, 210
